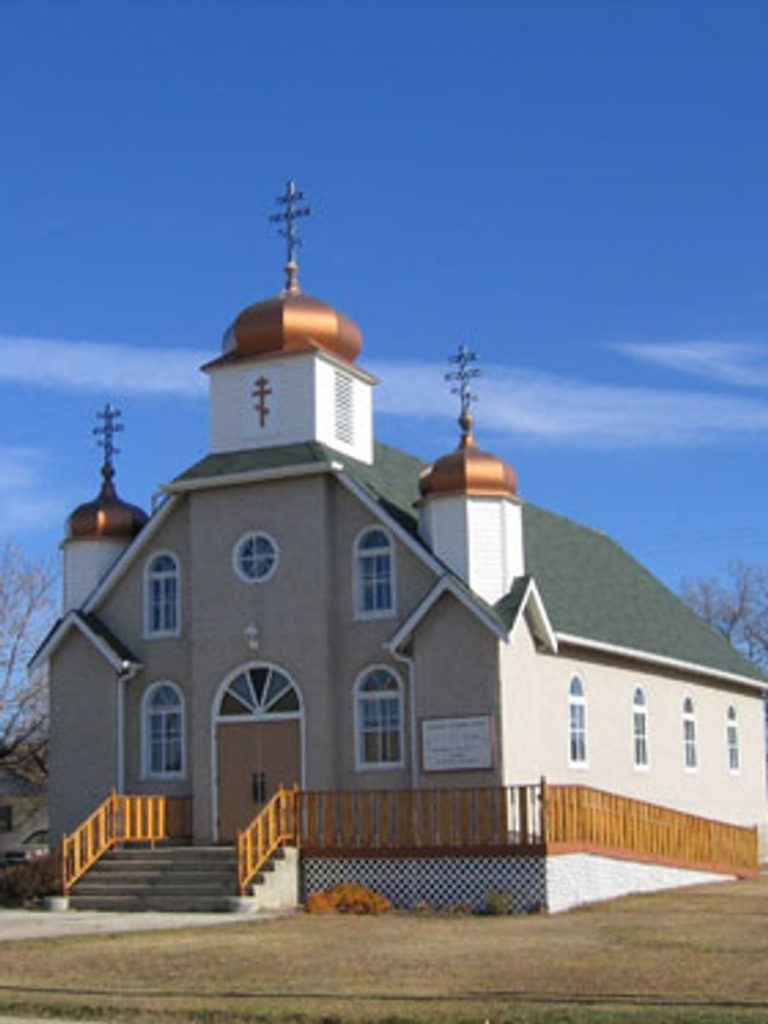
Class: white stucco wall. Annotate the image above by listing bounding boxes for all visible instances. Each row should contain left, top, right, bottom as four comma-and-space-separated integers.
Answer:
499, 617, 768, 828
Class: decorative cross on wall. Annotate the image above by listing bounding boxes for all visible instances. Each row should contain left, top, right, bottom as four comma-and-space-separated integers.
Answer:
252, 375, 273, 428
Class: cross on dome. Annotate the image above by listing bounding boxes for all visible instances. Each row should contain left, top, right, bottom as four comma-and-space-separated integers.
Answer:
445, 343, 481, 438
269, 179, 312, 294
92, 402, 124, 483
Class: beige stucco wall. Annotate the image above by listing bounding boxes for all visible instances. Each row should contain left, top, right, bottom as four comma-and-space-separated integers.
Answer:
499, 617, 767, 828
49, 630, 119, 838
51, 471, 443, 841
410, 592, 502, 788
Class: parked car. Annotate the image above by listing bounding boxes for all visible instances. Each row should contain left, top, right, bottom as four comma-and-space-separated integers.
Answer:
1, 829, 49, 864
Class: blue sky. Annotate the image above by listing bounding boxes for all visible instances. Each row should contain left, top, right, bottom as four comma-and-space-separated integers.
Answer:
2, 1, 768, 590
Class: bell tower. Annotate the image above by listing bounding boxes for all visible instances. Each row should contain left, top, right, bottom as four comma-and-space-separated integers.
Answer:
62, 404, 148, 612
419, 347, 524, 605
204, 181, 375, 463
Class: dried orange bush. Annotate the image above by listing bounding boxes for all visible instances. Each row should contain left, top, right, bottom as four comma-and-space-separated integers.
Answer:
306, 881, 392, 915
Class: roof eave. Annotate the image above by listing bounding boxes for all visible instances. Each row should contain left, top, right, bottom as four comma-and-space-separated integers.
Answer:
557, 632, 767, 692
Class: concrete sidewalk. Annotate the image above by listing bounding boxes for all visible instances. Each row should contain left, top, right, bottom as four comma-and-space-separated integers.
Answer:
0, 907, 278, 942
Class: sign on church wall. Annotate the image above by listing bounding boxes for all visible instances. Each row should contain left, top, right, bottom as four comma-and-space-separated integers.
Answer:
421, 715, 494, 772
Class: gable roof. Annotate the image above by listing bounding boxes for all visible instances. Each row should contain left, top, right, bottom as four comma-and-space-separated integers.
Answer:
172, 440, 764, 685
30, 610, 141, 675
521, 503, 765, 685
42, 439, 761, 689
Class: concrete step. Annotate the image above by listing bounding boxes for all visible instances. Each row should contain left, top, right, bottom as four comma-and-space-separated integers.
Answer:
80, 868, 234, 885
75, 882, 234, 897
69, 893, 233, 913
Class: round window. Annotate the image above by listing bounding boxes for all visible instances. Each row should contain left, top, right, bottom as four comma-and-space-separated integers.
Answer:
233, 532, 279, 583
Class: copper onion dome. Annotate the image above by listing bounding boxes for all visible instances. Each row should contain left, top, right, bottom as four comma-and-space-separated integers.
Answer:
67, 466, 148, 542
67, 404, 148, 543
419, 412, 518, 500
223, 288, 362, 365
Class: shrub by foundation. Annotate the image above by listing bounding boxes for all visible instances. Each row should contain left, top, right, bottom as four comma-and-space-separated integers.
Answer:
306, 882, 392, 915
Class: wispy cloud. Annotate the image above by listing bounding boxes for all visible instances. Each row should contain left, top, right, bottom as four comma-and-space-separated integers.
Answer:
370, 360, 768, 447
2, 335, 768, 449
0, 447, 67, 533
614, 341, 768, 388
0, 335, 208, 397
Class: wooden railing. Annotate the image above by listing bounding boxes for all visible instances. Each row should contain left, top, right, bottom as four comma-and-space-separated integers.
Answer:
544, 783, 758, 876
60, 792, 167, 895
237, 786, 299, 895
296, 785, 543, 851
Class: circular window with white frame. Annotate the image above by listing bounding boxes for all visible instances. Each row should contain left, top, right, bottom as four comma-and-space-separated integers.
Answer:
233, 531, 279, 583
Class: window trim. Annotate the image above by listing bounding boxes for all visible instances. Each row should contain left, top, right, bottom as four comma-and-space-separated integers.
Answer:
144, 551, 181, 639
232, 530, 280, 585
682, 695, 698, 772
141, 681, 186, 780
632, 686, 650, 771
568, 675, 588, 769
353, 664, 405, 772
353, 526, 397, 621
726, 704, 740, 775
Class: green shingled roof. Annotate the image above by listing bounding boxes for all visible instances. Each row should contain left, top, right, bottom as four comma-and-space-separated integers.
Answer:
174, 441, 764, 684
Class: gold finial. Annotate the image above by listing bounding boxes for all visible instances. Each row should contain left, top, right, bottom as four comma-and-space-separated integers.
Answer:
445, 344, 481, 445
269, 179, 312, 293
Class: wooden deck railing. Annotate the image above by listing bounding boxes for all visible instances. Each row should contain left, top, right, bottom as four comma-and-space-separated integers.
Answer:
296, 785, 543, 851
237, 786, 299, 895
544, 783, 758, 876
60, 792, 167, 895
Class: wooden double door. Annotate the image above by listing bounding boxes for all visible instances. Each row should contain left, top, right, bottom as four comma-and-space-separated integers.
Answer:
216, 719, 300, 841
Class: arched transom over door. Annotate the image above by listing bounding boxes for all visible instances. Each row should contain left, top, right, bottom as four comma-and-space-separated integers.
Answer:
215, 664, 302, 841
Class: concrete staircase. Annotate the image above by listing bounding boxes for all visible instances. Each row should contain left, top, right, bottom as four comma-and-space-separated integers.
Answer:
70, 846, 238, 912
69, 844, 301, 913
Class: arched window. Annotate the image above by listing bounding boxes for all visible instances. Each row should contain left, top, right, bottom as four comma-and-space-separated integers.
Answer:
143, 682, 184, 778
632, 687, 649, 768
354, 527, 395, 618
568, 676, 587, 766
217, 665, 301, 718
682, 696, 697, 770
145, 553, 180, 636
726, 705, 740, 773
355, 667, 404, 769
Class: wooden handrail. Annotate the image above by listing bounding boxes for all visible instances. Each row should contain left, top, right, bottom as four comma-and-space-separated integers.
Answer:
60, 791, 167, 895
544, 783, 758, 875
295, 785, 543, 850
236, 786, 299, 896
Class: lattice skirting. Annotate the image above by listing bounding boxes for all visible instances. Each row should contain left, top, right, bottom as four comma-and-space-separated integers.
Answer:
302, 855, 547, 913
302, 853, 736, 914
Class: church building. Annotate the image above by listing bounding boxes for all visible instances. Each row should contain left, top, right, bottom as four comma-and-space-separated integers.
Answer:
32, 184, 766, 910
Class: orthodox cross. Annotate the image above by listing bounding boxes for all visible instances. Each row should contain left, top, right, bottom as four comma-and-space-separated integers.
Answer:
445, 344, 481, 435
251, 375, 273, 428
92, 402, 124, 482
269, 179, 312, 292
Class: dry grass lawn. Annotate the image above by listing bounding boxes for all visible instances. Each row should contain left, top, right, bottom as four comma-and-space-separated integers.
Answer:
1, 875, 768, 1023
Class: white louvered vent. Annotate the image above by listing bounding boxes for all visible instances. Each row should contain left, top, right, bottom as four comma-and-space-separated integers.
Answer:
334, 370, 354, 444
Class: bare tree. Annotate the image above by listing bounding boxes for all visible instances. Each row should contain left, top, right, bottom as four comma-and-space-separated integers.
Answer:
0, 542, 55, 782
681, 561, 768, 671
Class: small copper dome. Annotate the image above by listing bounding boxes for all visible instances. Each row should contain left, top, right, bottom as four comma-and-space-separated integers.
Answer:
67, 468, 148, 543
419, 416, 518, 500
224, 287, 362, 365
